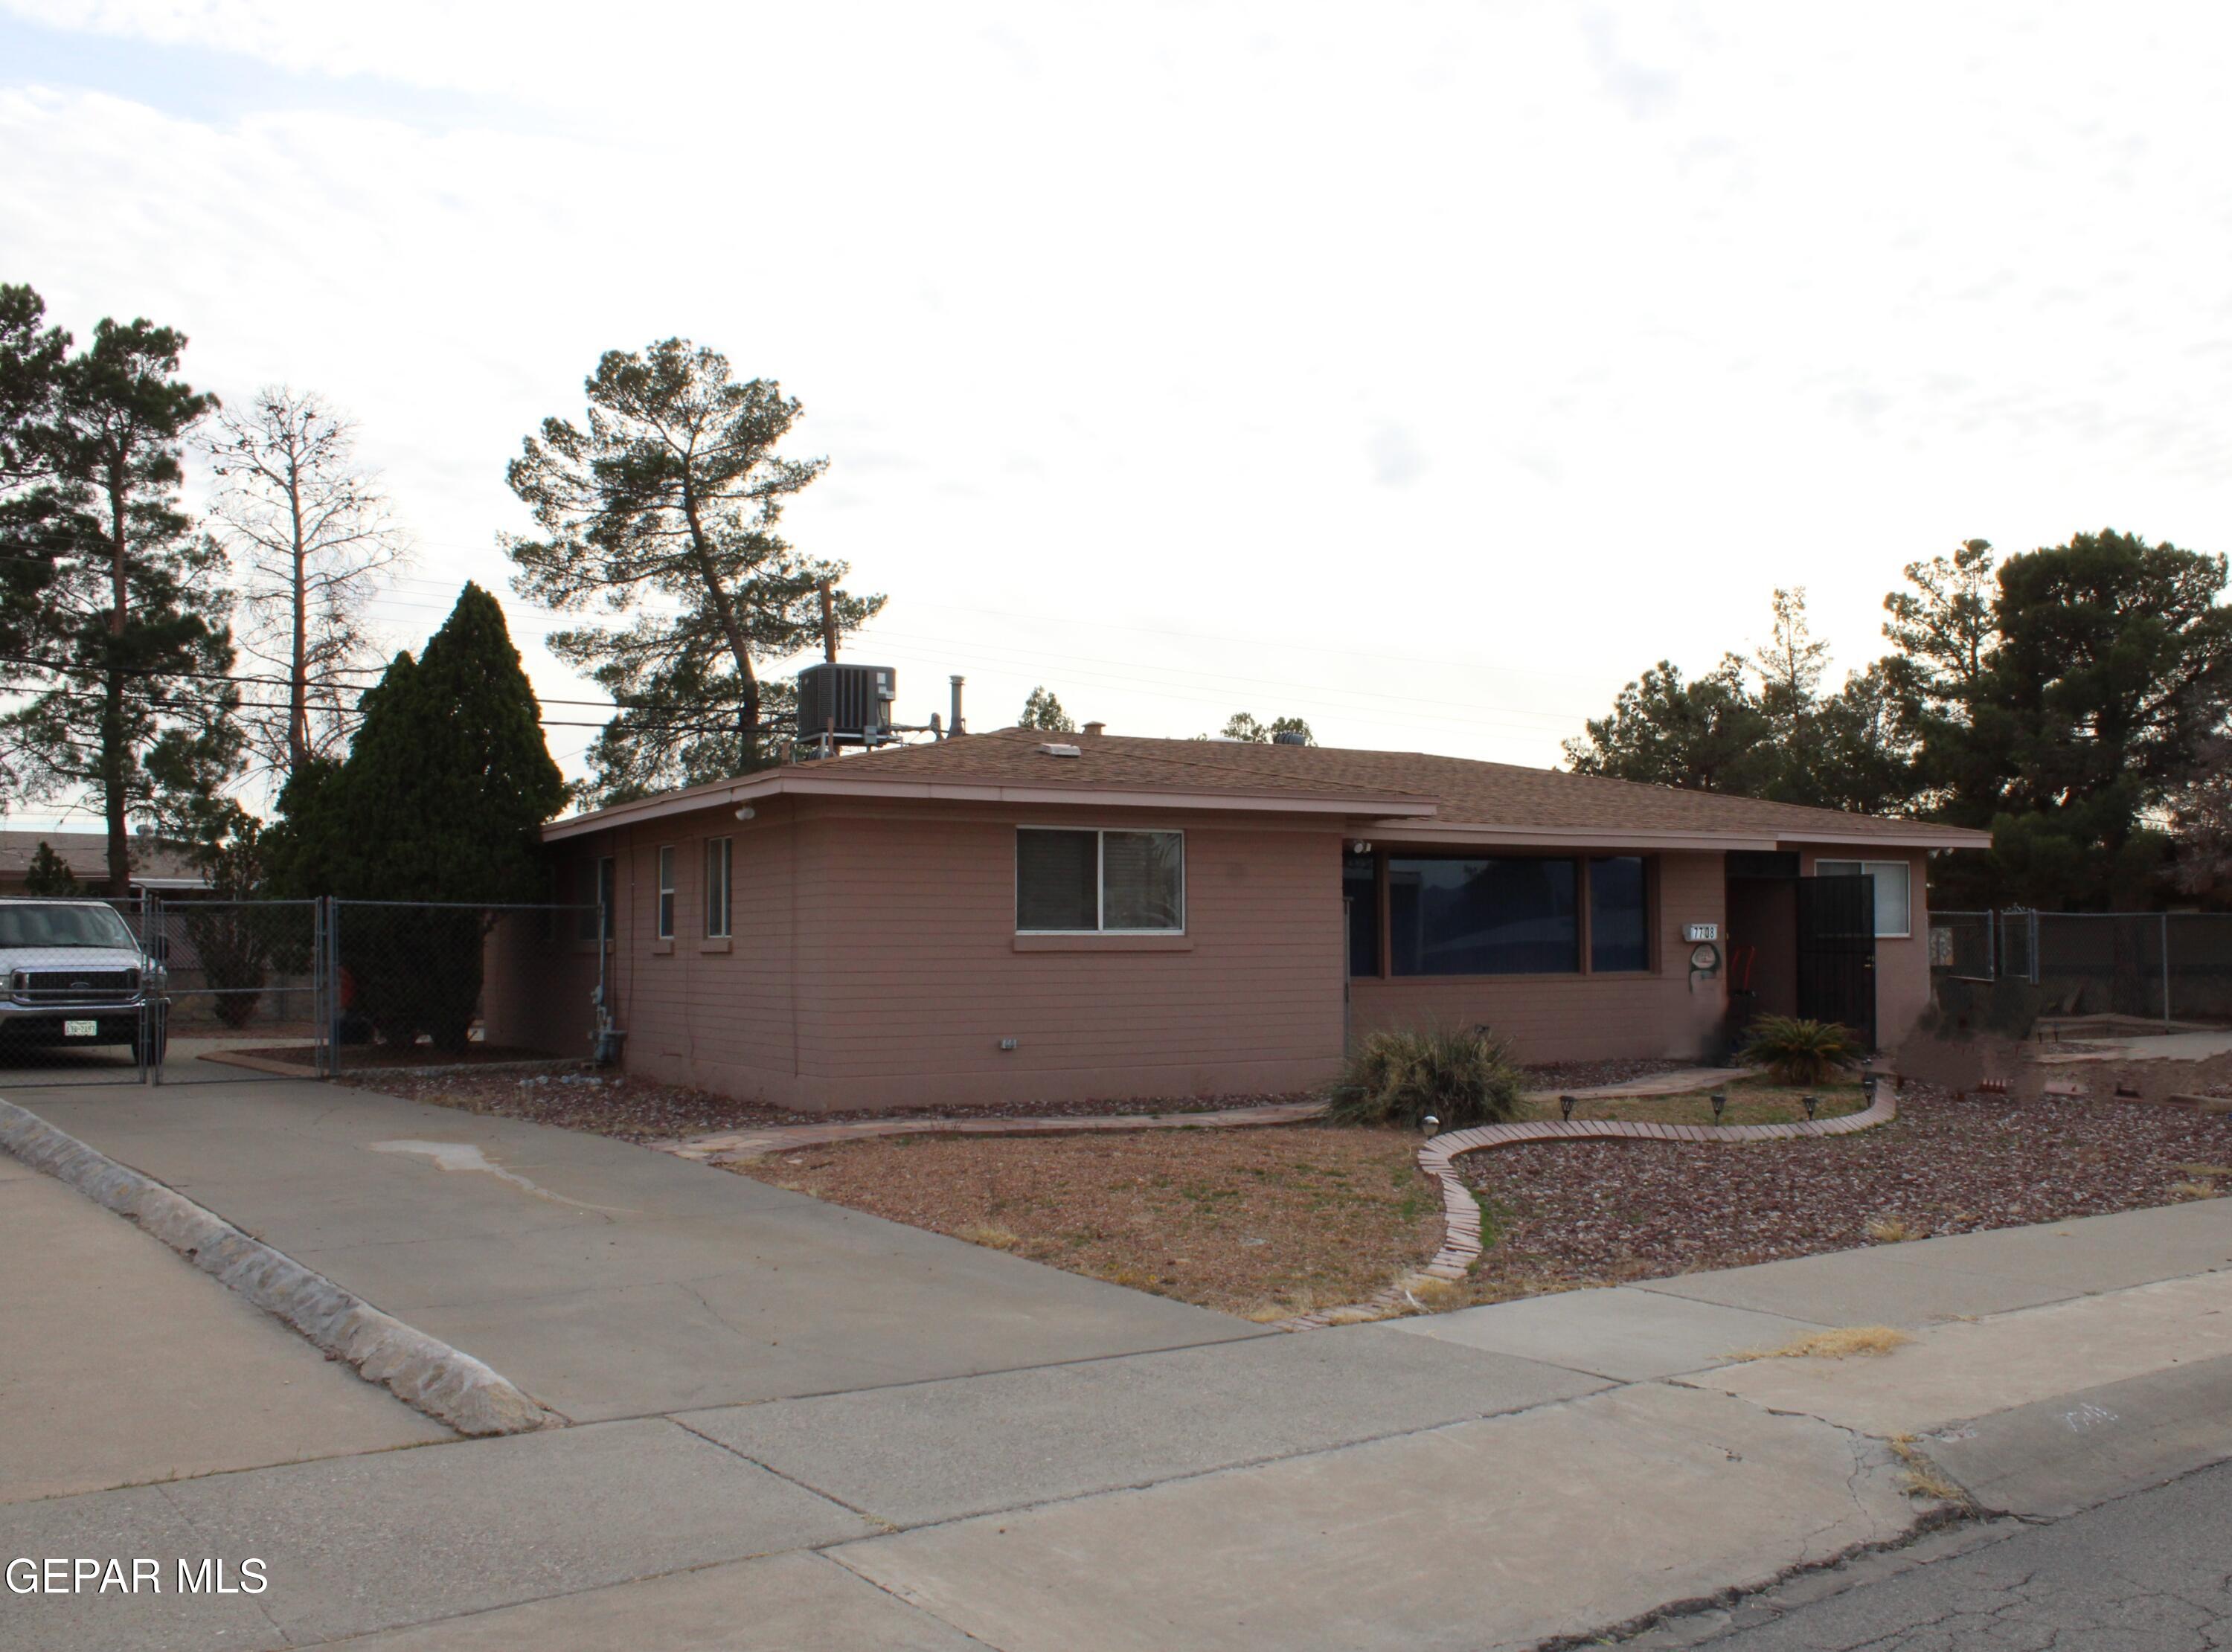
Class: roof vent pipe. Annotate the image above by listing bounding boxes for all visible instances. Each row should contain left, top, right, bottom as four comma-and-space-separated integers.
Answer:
1082, 721, 1106, 739
949, 675, 966, 736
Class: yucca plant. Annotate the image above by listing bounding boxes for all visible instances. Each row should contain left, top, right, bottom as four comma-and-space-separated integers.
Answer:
1328, 1025, 1522, 1131
1737, 1015, 1864, 1086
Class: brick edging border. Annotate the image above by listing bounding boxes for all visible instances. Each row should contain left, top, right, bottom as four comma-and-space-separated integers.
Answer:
1275, 1090, 1901, 1331
0, 1098, 565, 1437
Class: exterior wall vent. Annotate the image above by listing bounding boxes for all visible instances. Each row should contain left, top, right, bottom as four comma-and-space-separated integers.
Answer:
796, 663, 897, 745
1039, 742, 1083, 758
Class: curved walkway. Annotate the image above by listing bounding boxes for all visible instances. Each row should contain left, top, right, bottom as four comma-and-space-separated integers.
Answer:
1277, 1087, 1902, 1331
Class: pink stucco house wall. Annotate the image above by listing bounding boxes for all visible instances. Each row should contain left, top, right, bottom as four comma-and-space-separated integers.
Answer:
487, 727, 1984, 1113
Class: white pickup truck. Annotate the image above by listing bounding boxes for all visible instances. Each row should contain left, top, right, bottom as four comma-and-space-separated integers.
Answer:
0, 899, 167, 1063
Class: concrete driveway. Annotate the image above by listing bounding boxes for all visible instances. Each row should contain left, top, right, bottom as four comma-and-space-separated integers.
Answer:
17, 1076, 1266, 1419
0, 1134, 450, 1505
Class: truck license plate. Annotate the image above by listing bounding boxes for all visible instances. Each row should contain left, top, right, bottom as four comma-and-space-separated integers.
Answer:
63, 1019, 97, 1038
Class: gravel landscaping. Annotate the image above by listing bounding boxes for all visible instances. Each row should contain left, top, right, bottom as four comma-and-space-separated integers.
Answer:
1460, 1084, 2232, 1294
349, 1064, 2232, 1322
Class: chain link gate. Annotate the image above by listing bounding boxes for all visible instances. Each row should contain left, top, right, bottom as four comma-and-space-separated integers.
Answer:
3, 895, 605, 1089
1931, 908, 2232, 1031
135, 894, 326, 1085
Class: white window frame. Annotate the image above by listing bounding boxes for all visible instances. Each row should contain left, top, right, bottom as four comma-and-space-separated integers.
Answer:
1015, 826, 1186, 935
1815, 858, 1911, 939
655, 846, 676, 940
705, 837, 733, 939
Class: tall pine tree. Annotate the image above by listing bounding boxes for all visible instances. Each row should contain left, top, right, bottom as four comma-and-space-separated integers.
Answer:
0, 310, 236, 893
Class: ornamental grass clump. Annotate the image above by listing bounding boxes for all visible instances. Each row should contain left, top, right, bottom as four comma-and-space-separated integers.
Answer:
1738, 1015, 1864, 1087
1328, 1026, 1522, 1131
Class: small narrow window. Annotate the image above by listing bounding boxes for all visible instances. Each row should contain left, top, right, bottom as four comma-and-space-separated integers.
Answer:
1344, 850, 1379, 977
705, 838, 733, 939
655, 846, 676, 940
577, 856, 615, 941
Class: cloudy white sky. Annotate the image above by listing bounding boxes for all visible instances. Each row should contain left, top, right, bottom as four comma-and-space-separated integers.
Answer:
4, 1, 2228, 806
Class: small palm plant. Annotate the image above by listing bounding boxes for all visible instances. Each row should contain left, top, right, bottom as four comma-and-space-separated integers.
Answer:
1328, 1025, 1523, 1131
1738, 1015, 1864, 1086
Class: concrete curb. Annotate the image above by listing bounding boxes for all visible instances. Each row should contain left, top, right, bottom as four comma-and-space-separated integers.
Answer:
0, 1097, 565, 1438
1277, 1090, 1902, 1331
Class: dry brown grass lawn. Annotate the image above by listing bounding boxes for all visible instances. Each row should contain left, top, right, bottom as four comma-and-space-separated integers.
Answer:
730, 1125, 1441, 1320
1516, 1077, 1873, 1129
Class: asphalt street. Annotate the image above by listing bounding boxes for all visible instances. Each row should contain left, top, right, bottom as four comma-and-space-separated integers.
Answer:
1646, 1462, 2232, 1652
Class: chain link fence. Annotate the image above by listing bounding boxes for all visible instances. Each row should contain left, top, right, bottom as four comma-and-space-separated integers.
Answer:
1931, 908, 2232, 1031
324, 901, 603, 1081
0, 894, 604, 1088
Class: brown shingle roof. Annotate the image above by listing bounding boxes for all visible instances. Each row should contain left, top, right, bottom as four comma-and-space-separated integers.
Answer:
0, 830, 207, 886
549, 727, 1990, 849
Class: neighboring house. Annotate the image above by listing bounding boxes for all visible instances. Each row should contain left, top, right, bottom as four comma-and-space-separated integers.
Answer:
486, 727, 1988, 1112
0, 831, 210, 899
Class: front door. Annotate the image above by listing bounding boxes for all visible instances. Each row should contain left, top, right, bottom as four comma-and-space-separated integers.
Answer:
1795, 874, 1876, 1048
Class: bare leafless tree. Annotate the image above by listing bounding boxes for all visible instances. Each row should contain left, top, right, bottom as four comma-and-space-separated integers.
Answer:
203, 388, 410, 784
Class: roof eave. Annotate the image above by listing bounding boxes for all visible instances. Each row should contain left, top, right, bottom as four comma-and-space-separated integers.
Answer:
1365, 820, 1995, 852
542, 773, 1437, 841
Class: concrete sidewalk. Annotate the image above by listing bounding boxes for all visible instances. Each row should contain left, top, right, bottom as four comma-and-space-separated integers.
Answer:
7, 1077, 2232, 1651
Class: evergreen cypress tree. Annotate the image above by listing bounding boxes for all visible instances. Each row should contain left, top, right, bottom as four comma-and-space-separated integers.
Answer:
286, 585, 565, 1049
22, 839, 79, 895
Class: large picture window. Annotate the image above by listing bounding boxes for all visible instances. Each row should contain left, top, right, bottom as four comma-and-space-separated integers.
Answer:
1589, 855, 1649, 972
1815, 859, 1910, 938
1388, 856, 1577, 976
1016, 828, 1184, 933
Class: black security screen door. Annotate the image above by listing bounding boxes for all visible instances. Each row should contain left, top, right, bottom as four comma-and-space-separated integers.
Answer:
1795, 874, 1877, 1048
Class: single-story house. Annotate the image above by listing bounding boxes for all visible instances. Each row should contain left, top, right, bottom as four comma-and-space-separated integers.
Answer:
484, 726, 1990, 1112
0, 830, 209, 899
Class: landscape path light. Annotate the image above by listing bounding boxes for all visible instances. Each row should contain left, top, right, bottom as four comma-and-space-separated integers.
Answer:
1560, 1095, 1576, 1122
1803, 1094, 1818, 1120
1711, 1092, 1727, 1122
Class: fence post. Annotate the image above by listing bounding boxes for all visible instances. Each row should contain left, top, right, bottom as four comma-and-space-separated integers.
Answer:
2029, 909, 2041, 986
2163, 912, 2172, 1029
312, 897, 329, 1079
1986, 908, 1998, 981
147, 893, 164, 1087
329, 899, 344, 1081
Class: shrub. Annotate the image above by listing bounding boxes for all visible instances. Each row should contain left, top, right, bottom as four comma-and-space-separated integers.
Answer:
1738, 1015, 1864, 1086
1328, 1025, 1522, 1131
